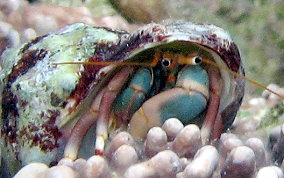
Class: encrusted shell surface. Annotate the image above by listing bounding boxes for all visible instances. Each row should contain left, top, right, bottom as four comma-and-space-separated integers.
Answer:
0, 23, 126, 175
0, 21, 244, 176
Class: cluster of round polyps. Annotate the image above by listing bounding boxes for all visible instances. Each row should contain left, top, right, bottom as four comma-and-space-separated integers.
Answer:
13, 117, 284, 178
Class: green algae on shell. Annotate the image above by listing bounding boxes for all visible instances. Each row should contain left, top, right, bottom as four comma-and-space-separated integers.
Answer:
0, 23, 126, 176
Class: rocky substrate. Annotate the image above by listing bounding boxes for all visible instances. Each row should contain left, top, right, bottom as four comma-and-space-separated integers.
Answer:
13, 84, 284, 178
12, 123, 283, 178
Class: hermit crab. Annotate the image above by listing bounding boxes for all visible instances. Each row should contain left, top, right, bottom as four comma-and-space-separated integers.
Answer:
1, 21, 254, 175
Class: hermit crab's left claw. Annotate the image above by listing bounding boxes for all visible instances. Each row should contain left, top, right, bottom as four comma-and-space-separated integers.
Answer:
129, 65, 209, 139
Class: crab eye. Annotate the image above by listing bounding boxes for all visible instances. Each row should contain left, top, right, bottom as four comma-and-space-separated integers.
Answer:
161, 58, 172, 67
193, 56, 203, 65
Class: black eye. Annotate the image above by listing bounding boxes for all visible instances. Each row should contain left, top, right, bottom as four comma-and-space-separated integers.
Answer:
193, 56, 203, 65
161, 58, 172, 67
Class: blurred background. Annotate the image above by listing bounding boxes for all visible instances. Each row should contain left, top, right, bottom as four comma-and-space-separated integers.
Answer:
1, 0, 283, 94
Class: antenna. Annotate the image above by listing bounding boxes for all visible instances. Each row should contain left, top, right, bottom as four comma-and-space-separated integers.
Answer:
202, 58, 284, 100
54, 53, 160, 67
54, 53, 284, 100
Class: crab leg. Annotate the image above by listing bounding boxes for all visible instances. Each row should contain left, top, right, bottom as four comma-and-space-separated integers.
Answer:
95, 67, 134, 155
64, 67, 133, 160
200, 66, 222, 144
64, 90, 103, 160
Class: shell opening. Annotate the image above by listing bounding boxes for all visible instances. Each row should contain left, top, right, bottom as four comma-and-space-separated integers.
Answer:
125, 41, 235, 113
